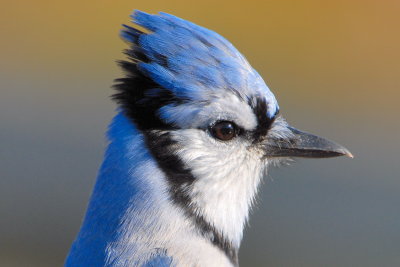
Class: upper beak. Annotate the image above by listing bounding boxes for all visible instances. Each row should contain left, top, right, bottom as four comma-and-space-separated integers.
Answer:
264, 126, 353, 158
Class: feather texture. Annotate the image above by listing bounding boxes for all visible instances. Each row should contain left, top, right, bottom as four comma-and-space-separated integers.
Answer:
66, 10, 287, 267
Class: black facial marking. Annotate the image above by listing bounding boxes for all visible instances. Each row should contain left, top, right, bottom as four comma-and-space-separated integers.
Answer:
249, 97, 277, 142
145, 131, 194, 201
144, 131, 239, 266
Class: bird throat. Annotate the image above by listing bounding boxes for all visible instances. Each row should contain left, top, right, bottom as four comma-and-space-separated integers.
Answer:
143, 130, 240, 266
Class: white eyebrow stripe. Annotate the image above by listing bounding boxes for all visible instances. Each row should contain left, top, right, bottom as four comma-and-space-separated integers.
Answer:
158, 92, 258, 130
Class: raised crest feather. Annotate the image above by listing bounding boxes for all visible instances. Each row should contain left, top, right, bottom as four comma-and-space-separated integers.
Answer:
114, 10, 279, 130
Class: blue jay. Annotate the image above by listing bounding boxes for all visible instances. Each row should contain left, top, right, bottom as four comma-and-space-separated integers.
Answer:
66, 10, 352, 267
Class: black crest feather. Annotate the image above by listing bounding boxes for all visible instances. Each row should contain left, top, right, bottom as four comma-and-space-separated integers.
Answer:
112, 29, 178, 131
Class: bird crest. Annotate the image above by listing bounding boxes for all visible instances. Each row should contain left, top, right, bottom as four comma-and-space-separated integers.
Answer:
114, 10, 279, 131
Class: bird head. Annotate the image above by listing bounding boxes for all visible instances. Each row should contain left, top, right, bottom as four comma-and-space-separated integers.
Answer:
113, 10, 352, 250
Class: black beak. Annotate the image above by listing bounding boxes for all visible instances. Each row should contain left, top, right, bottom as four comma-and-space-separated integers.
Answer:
264, 126, 353, 158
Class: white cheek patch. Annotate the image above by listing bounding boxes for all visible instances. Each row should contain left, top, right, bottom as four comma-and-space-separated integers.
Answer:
158, 91, 258, 130
170, 129, 265, 248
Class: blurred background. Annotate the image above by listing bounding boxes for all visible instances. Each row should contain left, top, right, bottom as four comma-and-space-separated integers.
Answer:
1, 0, 399, 266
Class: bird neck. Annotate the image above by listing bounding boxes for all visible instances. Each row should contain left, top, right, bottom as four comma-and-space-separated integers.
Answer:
66, 113, 238, 266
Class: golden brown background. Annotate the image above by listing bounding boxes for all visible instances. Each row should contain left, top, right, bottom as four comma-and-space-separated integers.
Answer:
1, 0, 399, 266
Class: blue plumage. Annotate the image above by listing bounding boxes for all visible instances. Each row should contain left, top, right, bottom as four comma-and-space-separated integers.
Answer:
122, 11, 279, 119
143, 255, 173, 267
66, 10, 351, 267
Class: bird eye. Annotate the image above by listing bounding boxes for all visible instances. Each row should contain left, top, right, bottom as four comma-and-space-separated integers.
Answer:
210, 121, 238, 141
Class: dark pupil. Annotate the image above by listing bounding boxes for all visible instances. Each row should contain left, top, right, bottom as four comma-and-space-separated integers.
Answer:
212, 122, 236, 141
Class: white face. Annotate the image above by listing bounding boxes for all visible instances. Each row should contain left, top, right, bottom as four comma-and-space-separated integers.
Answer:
164, 89, 288, 169
159, 90, 258, 130
160, 90, 289, 247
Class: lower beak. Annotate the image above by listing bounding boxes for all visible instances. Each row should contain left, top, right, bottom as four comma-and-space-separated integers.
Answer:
264, 126, 353, 158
